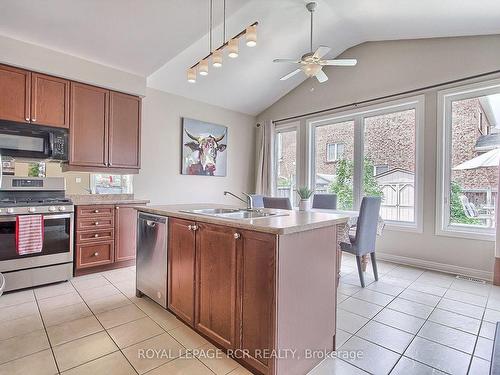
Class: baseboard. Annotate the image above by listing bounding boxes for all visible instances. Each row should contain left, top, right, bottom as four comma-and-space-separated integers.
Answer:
377, 252, 493, 282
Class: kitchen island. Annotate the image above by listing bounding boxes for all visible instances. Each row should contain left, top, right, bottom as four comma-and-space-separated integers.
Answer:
136, 204, 350, 375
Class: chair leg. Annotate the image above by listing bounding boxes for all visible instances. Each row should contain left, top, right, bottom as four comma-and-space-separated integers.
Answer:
355, 256, 365, 288
371, 252, 379, 281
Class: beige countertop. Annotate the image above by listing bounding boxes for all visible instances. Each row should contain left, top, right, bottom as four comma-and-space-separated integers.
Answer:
68, 194, 150, 206
135, 204, 350, 235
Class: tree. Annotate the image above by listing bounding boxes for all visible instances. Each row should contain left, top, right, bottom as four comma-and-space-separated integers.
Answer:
328, 158, 383, 210
450, 181, 479, 225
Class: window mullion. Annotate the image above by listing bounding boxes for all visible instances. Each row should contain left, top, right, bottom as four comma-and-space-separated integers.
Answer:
353, 116, 364, 210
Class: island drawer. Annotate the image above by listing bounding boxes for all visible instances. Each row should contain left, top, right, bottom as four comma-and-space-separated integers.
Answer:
77, 205, 115, 217
76, 241, 114, 268
77, 216, 114, 231
76, 228, 114, 243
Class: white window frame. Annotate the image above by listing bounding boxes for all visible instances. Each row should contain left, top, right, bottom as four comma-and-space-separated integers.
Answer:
273, 122, 300, 203
307, 95, 425, 232
436, 79, 500, 241
326, 143, 345, 162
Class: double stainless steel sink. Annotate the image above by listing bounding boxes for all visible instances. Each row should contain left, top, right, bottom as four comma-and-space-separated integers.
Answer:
180, 208, 286, 220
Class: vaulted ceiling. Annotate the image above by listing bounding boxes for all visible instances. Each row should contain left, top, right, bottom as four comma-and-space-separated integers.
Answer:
1, 0, 500, 115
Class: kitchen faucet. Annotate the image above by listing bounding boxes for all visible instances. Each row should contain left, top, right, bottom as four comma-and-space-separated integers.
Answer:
223, 191, 254, 210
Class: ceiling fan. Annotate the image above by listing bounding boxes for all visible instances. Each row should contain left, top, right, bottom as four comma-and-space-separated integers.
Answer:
273, 2, 357, 83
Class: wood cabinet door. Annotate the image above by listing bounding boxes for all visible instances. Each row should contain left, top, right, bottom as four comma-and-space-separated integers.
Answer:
237, 230, 277, 375
0, 64, 30, 123
195, 223, 238, 349
70, 82, 109, 167
108, 91, 141, 169
115, 205, 141, 262
168, 218, 196, 326
31, 73, 70, 128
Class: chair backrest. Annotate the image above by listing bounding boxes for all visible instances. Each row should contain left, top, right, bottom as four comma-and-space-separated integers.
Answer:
312, 194, 337, 210
353, 196, 381, 255
263, 197, 292, 210
250, 194, 264, 208
460, 195, 476, 218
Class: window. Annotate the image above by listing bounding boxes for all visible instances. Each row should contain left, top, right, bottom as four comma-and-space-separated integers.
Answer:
90, 174, 133, 194
437, 80, 500, 240
313, 121, 355, 209
326, 143, 345, 162
309, 96, 424, 230
374, 165, 389, 176
274, 124, 298, 206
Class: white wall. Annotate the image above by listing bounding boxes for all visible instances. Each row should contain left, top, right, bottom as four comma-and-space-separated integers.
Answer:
258, 35, 500, 279
0, 35, 146, 96
135, 88, 256, 205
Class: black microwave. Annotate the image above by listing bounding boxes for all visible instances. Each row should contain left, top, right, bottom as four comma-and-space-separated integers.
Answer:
0, 121, 68, 161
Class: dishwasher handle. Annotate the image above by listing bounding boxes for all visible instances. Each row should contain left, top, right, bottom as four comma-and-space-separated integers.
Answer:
138, 212, 167, 225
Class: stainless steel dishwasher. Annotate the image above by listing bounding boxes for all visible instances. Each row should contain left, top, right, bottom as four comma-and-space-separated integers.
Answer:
136, 213, 168, 308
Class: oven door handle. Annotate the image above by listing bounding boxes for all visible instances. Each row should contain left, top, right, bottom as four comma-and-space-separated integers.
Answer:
0, 213, 72, 222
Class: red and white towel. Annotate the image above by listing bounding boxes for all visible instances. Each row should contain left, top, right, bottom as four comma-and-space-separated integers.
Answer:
15, 215, 44, 255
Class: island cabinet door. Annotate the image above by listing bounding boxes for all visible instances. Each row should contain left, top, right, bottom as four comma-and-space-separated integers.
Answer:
236, 229, 277, 375
195, 223, 238, 349
168, 218, 197, 326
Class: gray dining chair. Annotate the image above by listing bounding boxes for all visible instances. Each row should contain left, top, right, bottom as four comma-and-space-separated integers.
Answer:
263, 197, 292, 210
340, 196, 381, 287
250, 194, 264, 208
312, 194, 337, 210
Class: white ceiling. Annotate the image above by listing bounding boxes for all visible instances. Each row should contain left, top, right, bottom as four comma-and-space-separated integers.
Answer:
1, 0, 500, 115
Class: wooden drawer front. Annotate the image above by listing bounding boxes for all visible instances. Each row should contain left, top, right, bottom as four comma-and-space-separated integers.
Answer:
76, 229, 114, 244
77, 241, 114, 269
77, 216, 114, 231
77, 205, 114, 217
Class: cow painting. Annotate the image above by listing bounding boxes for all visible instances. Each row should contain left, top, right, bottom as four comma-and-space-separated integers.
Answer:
182, 118, 228, 176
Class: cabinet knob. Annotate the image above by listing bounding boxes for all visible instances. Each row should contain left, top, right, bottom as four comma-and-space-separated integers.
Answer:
115, 206, 119, 210
25, 117, 30, 121
234, 233, 241, 239
188, 224, 198, 231
192, 225, 198, 231
94, 209, 99, 213
94, 234, 99, 238
32, 118, 36, 122
93, 252, 99, 257
95, 222, 99, 226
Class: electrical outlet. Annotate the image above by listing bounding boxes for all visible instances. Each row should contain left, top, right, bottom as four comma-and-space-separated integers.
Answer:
76, 177, 81, 183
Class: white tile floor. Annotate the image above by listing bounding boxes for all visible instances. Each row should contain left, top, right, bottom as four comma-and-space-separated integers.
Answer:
0, 256, 498, 375
311, 254, 499, 375
0, 267, 251, 375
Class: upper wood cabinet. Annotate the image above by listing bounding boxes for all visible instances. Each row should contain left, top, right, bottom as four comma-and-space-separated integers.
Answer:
31, 73, 70, 128
195, 223, 238, 349
109, 92, 141, 169
0, 64, 30, 123
70, 82, 109, 167
168, 218, 197, 326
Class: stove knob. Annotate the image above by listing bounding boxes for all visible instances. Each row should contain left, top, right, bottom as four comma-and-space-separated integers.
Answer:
58, 206, 66, 212
28, 207, 36, 213
7, 208, 14, 214
48, 206, 57, 212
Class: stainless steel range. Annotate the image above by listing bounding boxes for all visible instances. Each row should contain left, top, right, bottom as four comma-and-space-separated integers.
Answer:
0, 176, 74, 292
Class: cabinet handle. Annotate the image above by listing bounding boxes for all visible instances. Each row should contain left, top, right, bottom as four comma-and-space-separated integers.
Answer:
94, 234, 99, 238
93, 252, 99, 257
234, 233, 241, 239
95, 222, 99, 226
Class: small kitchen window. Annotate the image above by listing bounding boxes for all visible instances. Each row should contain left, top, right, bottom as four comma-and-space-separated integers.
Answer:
374, 164, 389, 176
90, 174, 133, 194
326, 143, 345, 162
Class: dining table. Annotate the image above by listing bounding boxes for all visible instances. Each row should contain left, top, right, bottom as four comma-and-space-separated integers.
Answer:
303, 208, 385, 281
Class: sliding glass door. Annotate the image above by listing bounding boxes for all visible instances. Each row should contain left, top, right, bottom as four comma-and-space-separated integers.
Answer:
274, 124, 298, 206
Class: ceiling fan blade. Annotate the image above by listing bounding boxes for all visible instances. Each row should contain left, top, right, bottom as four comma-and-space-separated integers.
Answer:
280, 69, 302, 81
273, 58, 301, 63
315, 69, 328, 83
322, 59, 358, 66
313, 45, 331, 59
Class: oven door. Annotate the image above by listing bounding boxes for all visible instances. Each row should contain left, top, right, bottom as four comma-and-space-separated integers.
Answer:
0, 213, 74, 272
